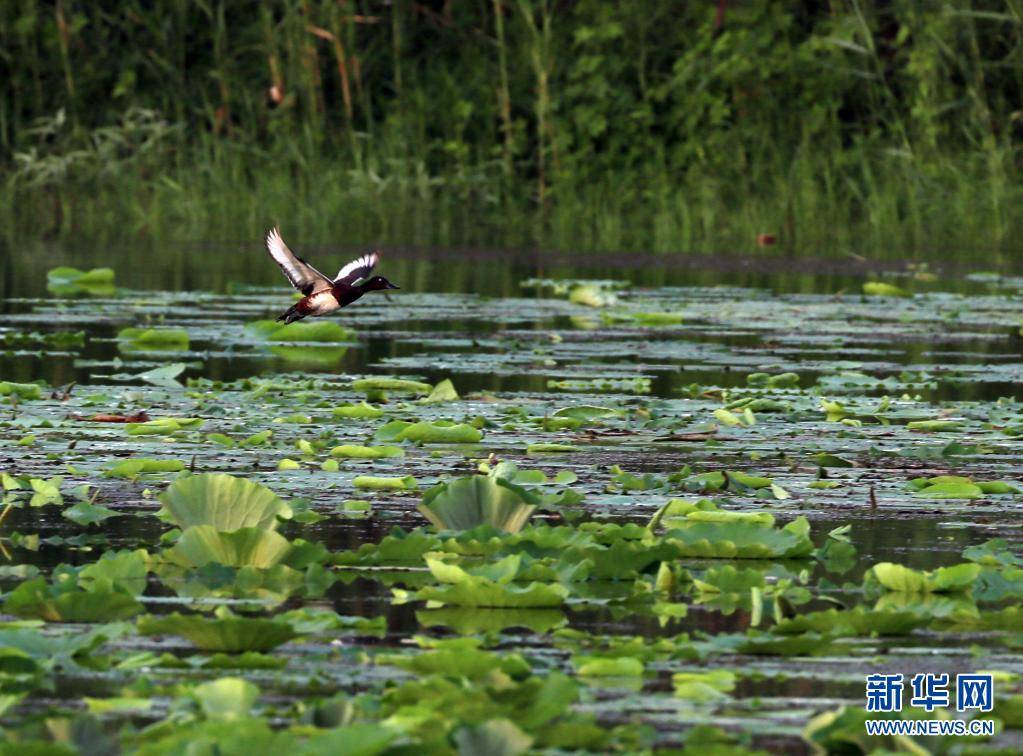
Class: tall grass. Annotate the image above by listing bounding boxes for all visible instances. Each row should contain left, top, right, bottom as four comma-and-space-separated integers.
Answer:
2, 1, 1023, 259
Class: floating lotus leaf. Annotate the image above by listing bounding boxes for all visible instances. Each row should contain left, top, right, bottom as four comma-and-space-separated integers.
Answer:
78, 550, 149, 596
353, 475, 418, 490
167, 526, 293, 569
138, 612, 298, 652
247, 319, 354, 343
333, 402, 384, 419
746, 371, 800, 388
395, 555, 568, 608
907, 475, 1019, 499
811, 453, 855, 468
299, 724, 398, 755
679, 470, 775, 492
128, 719, 294, 752
526, 443, 578, 454
47, 266, 116, 296
3, 577, 142, 622
417, 607, 568, 634
330, 444, 404, 459
573, 656, 644, 676
692, 565, 765, 595
423, 378, 459, 403
568, 283, 616, 307
155, 562, 304, 606
377, 420, 483, 443
352, 377, 432, 395
0, 381, 43, 400
664, 517, 814, 559
552, 405, 622, 422
672, 670, 736, 700
937, 606, 1023, 632
376, 636, 531, 679
129, 363, 188, 387
963, 539, 1023, 567
334, 530, 443, 566
127, 417, 203, 435
771, 607, 927, 637
117, 327, 190, 350
977, 480, 1023, 494
862, 281, 909, 297
453, 720, 533, 756
680, 510, 775, 527
104, 457, 186, 479
269, 344, 349, 365
191, 677, 260, 721
562, 540, 677, 580
0, 624, 124, 671
734, 630, 834, 656
419, 476, 538, 533
158, 473, 292, 532
63, 500, 120, 526
905, 419, 963, 432
866, 562, 980, 593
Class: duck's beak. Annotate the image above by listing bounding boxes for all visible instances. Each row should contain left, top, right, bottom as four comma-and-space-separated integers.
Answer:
387, 282, 401, 290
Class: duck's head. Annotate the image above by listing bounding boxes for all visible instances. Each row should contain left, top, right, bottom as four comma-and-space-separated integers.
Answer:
362, 275, 400, 292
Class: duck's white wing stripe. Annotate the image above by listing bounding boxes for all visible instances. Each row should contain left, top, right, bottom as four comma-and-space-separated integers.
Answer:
334, 251, 379, 284
265, 227, 332, 295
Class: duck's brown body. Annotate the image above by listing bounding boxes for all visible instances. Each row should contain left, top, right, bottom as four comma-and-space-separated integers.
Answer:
279, 283, 368, 323
264, 227, 399, 324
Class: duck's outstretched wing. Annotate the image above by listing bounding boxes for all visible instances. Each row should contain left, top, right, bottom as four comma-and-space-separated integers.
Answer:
334, 251, 379, 285
265, 227, 333, 295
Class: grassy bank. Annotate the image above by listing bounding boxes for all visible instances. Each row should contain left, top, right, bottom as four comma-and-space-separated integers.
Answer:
6, 128, 1020, 261
3, 2, 1023, 259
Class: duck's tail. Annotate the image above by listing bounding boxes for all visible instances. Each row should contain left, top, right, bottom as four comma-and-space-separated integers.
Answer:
276, 304, 306, 324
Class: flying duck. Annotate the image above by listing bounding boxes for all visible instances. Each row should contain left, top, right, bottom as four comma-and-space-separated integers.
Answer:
265, 227, 399, 324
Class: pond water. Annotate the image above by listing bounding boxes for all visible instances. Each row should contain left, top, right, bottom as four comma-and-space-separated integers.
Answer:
2, 240, 1023, 752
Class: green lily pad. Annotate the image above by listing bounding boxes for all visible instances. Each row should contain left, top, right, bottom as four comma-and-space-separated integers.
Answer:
126, 416, 204, 435
673, 670, 736, 700
376, 420, 483, 444
396, 555, 568, 608
47, 266, 116, 296
352, 377, 432, 395
866, 562, 981, 593
862, 281, 909, 297
573, 656, 644, 676
117, 327, 190, 350
191, 677, 260, 720
104, 458, 186, 479
248, 319, 354, 343
3, 577, 142, 622
166, 526, 293, 569
330, 444, 404, 459
0, 381, 43, 400
158, 473, 292, 531
63, 500, 120, 526
423, 378, 460, 403
419, 476, 538, 533
138, 610, 299, 652
333, 402, 385, 419
353, 475, 418, 490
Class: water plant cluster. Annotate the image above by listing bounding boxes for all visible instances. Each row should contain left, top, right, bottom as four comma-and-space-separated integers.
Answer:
4, 3, 1023, 254
2, 268, 1023, 751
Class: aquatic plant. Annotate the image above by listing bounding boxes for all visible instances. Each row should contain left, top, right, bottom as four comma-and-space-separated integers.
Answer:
157, 473, 292, 532
418, 475, 538, 533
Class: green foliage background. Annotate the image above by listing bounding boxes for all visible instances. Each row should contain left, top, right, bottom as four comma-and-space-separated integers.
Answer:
3, 1, 1023, 255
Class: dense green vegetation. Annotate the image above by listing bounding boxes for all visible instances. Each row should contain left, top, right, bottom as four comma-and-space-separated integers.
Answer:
4, 2, 1023, 256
